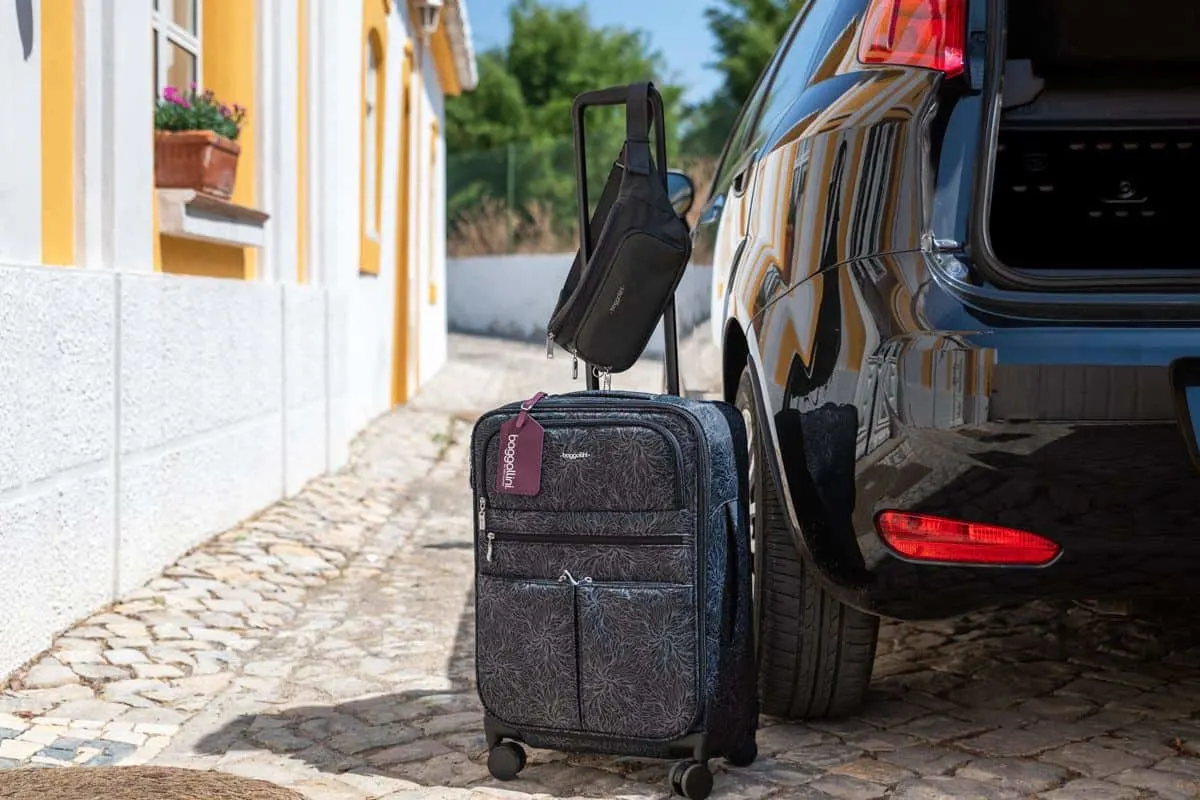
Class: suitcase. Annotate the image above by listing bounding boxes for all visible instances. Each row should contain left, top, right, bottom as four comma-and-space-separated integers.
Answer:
468, 83, 759, 800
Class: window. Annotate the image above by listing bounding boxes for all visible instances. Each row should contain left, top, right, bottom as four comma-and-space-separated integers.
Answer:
360, 0, 390, 276
711, 12, 803, 195
749, 0, 865, 146
153, 0, 201, 95
364, 40, 381, 240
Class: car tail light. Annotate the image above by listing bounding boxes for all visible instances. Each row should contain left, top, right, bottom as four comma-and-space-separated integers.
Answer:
858, 0, 966, 77
876, 511, 1060, 566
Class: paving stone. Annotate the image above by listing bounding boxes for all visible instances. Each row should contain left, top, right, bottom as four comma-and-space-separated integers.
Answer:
1156, 756, 1200, 778
960, 721, 1089, 757
0, 739, 43, 760
955, 757, 1068, 793
103, 649, 147, 666
132, 663, 186, 680
893, 715, 994, 744
329, 724, 422, 756
367, 739, 454, 766
1039, 741, 1152, 778
1040, 778, 1141, 800
829, 757, 914, 784
890, 775, 1024, 800
1110, 767, 1200, 799
808, 773, 887, 799
105, 622, 150, 639
116, 707, 188, 728
21, 659, 79, 690
46, 700, 130, 723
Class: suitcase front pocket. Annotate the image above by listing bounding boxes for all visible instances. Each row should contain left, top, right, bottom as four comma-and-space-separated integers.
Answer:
485, 420, 684, 512
576, 582, 699, 740
476, 575, 581, 731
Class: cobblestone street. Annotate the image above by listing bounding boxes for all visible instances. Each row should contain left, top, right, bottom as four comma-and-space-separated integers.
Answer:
2, 336, 1200, 799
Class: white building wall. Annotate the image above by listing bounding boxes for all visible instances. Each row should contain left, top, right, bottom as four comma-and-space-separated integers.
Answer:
0, 1, 459, 678
0, 0, 42, 265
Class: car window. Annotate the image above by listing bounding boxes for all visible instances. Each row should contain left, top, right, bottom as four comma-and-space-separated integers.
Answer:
710, 14, 804, 195
748, 0, 858, 150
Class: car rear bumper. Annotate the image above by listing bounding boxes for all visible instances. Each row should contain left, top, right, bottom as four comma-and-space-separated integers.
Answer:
847, 417, 1199, 619
820, 327, 1200, 619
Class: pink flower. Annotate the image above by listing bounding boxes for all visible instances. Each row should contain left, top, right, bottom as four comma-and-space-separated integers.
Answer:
163, 86, 179, 101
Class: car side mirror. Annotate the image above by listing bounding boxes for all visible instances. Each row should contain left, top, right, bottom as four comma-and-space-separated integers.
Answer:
666, 170, 695, 217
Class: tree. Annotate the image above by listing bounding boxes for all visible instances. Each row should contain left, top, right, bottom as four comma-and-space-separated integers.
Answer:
682, 0, 806, 156
445, 0, 685, 249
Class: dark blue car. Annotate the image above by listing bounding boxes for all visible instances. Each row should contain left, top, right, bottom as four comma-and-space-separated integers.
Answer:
671, 0, 1200, 720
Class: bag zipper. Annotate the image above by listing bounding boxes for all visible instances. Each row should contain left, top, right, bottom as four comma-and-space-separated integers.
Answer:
485, 531, 688, 563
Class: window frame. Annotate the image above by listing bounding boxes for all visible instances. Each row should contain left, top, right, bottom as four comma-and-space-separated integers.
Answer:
359, 0, 391, 276
152, 0, 202, 96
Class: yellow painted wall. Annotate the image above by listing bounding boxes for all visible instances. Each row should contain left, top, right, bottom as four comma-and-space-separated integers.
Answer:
160, 0, 258, 279
41, 0, 75, 266
160, 237, 249, 279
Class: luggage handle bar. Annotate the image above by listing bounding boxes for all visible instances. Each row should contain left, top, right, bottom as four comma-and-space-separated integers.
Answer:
570, 83, 681, 396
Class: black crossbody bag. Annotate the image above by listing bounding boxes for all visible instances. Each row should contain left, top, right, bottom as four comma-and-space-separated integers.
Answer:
545, 81, 692, 376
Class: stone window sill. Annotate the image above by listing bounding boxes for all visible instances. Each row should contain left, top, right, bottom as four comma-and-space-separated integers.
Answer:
157, 189, 270, 248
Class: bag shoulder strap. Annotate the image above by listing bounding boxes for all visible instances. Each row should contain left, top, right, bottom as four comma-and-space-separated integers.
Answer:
625, 81, 652, 175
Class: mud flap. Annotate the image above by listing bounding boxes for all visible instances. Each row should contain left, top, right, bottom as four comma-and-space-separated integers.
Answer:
1171, 360, 1200, 472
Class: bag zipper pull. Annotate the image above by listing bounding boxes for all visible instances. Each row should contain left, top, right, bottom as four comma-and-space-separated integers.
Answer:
571, 349, 579, 381
486, 531, 495, 563
557, 570, 591, 586
478, 496, 486, 530
546, 333, 555, 359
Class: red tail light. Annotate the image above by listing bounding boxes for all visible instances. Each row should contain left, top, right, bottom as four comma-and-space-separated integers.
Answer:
858, 0, 966, 77
876, 511, 1060, 566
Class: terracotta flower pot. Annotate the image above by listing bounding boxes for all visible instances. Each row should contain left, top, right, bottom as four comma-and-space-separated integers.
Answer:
154, 130, 241, 200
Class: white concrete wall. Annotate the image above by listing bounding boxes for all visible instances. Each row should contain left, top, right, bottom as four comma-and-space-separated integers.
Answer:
0, 266, 115, 674
0, 265, 361, 676
447, 253, 713, 358
0, 0, 42, 265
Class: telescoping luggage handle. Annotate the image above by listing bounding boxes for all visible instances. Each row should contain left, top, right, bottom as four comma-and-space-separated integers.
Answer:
570, 82, 681, 397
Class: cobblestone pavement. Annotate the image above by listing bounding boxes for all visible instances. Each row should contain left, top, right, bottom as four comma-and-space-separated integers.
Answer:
2, 335, 1200, 799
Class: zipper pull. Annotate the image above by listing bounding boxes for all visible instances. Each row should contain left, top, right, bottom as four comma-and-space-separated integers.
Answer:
571, 349, 579, 381
486, 532, 495, 563
558, 569, 578, 586
546, 333, 555, 359
477, 496, 486, 530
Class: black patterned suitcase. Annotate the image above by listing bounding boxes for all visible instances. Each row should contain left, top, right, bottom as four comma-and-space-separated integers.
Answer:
469, 388, 759, 800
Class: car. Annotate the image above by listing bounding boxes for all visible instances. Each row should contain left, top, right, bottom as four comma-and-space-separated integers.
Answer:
666, 0, 1200, 721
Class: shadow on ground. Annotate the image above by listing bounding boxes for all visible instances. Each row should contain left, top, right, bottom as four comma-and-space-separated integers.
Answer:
193, 579, 1200, 797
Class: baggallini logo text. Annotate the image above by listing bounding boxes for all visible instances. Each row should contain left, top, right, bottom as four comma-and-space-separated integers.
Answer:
501, 434, 520, 489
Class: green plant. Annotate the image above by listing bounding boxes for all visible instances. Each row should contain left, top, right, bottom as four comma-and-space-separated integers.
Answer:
155, 84, 247, 140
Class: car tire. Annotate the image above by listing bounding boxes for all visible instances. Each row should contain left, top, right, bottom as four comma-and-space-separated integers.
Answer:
735, 366, 879, 719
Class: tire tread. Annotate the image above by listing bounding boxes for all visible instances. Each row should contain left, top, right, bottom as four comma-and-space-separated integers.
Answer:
737, 369, 878, 720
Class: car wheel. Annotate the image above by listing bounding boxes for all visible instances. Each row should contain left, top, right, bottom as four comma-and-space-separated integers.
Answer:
735, 366, 879, 719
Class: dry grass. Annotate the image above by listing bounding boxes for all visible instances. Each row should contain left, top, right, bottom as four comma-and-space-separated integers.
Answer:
0, 766, 304, 799
447, 156, 720, 258
447, 199, 577, 257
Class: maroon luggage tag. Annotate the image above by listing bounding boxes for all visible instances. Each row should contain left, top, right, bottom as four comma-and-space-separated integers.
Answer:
495, 392, 546, 496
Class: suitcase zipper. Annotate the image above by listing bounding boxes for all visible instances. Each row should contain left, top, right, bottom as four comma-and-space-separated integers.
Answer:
485, 531, 687, 562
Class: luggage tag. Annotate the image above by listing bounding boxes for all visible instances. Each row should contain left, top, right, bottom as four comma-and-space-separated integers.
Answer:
495, 392, 546, 496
